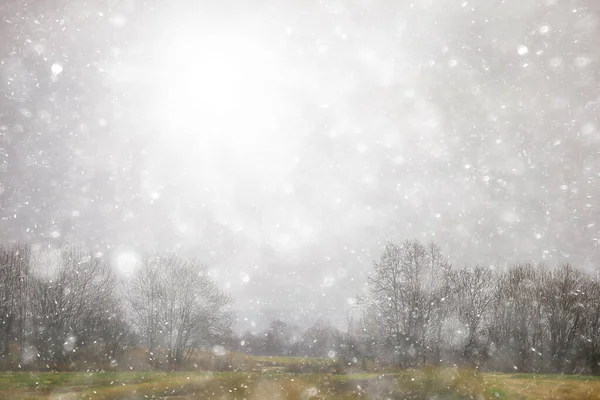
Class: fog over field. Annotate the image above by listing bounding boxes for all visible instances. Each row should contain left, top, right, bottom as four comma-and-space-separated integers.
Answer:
1, 0, 599, 329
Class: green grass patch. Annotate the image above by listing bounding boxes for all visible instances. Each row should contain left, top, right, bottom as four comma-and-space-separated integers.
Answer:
485, 387, 511, 399
508, 373, 600, 381
483, 372, 600, 400
250, 355, 334, 365
7, 368, 583, 399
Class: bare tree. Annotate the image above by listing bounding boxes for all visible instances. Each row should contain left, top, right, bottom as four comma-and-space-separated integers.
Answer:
126, 254, 232, 368
359, 250, 600, 375
421, 241, 452, 365
540, 263, 587, 373
352, 305, 388, 363
364, 239, 451, 367
263, 320, 300, 356
28, 246, 116, 367
581, 277, 600, 375
126, 257, 161, 353
0, 244, 29, 366
448, 265, 495, 364
299, 319, 343, 358
487, 263, 545, 372
97, 298, 135, 362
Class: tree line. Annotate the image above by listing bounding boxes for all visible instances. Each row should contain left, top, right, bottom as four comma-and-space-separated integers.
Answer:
205, 238, 600, 376
237, 319, 348, 359
0, 244, 232, 370
356, 239, 600, 375
1, 240, 600, 375
232, 240, 600, 375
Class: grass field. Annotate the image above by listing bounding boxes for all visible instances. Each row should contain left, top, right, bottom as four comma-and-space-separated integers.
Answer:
1, 361, 600, 399
483, 372, 600, 400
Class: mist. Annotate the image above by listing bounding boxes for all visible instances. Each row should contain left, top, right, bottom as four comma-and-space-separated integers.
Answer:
1, 0, 599, 329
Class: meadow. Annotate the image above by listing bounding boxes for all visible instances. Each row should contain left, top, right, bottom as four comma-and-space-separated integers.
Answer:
2, 357, 600, 399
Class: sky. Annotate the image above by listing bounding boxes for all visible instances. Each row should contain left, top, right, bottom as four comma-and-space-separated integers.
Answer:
1, 0, 599, 329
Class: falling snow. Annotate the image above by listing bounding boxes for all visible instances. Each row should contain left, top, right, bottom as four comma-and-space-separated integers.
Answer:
0, 0, 599, 397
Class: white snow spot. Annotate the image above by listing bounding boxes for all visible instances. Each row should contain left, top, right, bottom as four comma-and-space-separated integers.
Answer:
517, 45, 529, 56
539, 25, 550, 34
63, 335, 77, 352
211, 345, 227, 356
240, 272, 250, 283
51, 63, 63, 75
21, 346, 37, 364
327, 350, 336, 359
111, 248, 140, 277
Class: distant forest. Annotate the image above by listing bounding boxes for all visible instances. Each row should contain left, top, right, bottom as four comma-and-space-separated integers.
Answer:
1, 240, 599, 375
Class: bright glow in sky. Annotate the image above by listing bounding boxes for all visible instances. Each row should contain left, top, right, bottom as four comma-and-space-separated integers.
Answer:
153, 29, 281, 141
12, 1, 594, 323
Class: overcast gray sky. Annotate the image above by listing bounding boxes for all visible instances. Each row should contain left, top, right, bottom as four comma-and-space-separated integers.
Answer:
1, 0, 599, 327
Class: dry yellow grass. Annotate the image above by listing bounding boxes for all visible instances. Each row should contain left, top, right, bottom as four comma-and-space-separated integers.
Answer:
0, 369, 480, 399
2, 368, 600, 399
483, 372, 600, 400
